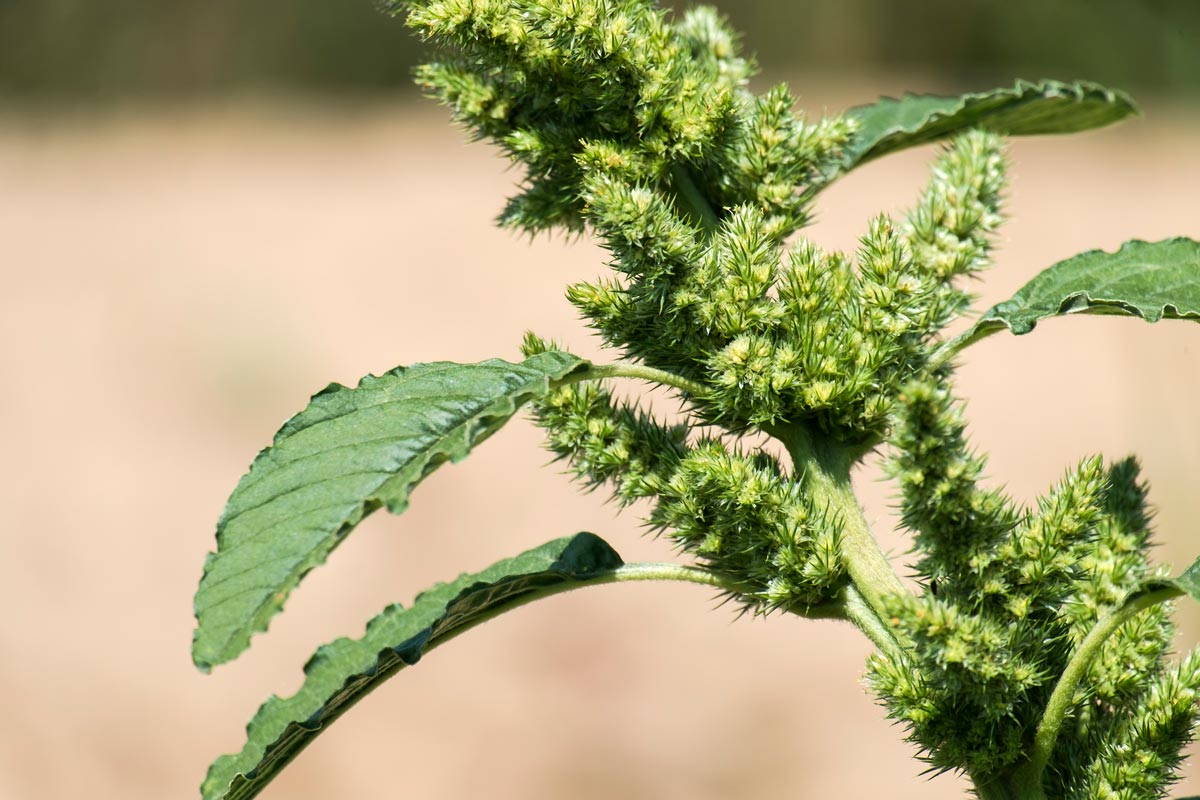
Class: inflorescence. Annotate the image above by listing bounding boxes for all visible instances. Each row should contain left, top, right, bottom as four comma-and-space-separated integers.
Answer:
397, 1, 1200, 795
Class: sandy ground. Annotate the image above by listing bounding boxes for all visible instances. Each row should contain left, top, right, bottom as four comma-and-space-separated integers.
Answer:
1, 90, 1198, 800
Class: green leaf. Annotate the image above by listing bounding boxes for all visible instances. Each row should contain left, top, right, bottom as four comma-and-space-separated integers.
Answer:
1145, 554, 1200, 604
978, 237, 1200, 337
193, 352, 587, 671
837, 79, 1137, 172
928, 238, 1200, 369
201, 532, 625, 800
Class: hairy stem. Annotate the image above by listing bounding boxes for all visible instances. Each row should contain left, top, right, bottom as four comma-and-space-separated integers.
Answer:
589, 561, 734, 588
842, 583, 902, 657
1008, 585, 1184, 796
555, 362, 708, 397
426, 564, 734, 656
771, 424, 908, 652
926, 320, 1006, 372
437, 563, 738, 653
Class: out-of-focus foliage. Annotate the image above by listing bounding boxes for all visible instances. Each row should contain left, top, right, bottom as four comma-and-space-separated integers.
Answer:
0, 0, 413, 99
1, 0, 1196, 101
720, 0, 1199, 96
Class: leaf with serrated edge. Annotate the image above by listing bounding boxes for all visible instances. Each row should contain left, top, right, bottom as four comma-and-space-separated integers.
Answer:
201, 532, 624, 800
192, 352, 587, 671
837, 79, 1137, 172
977, 238, 1200, 337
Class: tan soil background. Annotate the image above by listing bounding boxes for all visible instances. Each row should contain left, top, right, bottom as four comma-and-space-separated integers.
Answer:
2, 87, 1198, 799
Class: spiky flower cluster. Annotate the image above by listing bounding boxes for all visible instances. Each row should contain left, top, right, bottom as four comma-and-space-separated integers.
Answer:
873, 378, 1200, 795
402, 0, 1004, 444
402, 0, 750, 232
400, 1, 1200, 796
522, 333, 845, 610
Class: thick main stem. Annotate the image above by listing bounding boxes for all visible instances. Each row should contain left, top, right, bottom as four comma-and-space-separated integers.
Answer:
772, 424, 908, 653
972, 774, 1028, 800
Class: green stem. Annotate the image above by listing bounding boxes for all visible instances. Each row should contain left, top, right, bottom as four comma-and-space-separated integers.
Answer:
926, 320, 1006, 372
572, 554, 901, 657
972, 774, 1025, 800
771, 424, 908, 651
555, 362, 707, 397
842, 583, 901, 657
436, 563, 737, 653
1008, 585, 1184, 797
591, 561, 734, 589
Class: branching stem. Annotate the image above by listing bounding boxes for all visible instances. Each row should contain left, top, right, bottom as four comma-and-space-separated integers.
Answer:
770, 423, 908, 654
841, 583, 901, 657
615, 565, 900, 656
1008, 585, 1184, 798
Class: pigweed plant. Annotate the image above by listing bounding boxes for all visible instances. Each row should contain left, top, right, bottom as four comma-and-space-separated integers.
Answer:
193, 2, 1200, 798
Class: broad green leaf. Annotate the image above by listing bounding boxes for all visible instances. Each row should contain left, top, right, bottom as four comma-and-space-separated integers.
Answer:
837, 79, 1137, 172
201, 532, 625, 800
193, 352, 587, 671
979, 238, 1200, 334
957, 238, 1200, 351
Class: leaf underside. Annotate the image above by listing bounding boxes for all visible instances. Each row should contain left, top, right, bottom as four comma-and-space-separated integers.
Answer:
977, 238, 1200, 337
192, 351, 587, 671
838, 79, 1137, 172
201, 532, 625, 800
1147, 554, 1200, 605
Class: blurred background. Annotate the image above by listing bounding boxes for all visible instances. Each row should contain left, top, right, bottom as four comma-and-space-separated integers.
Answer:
1, 2, 1198, 799
1, 0, 1198, 102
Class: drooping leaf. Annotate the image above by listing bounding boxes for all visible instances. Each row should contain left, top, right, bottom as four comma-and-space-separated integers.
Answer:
201, 532, 625, 800
193, 352, 588, 671
836, 79, 1137, 173
944, 238, 1200, 356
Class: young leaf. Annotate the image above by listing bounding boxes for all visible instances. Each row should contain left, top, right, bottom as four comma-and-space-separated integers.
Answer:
201, 532, 626, 800
837, 79, 1137, 172
193, 352, 587, 671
